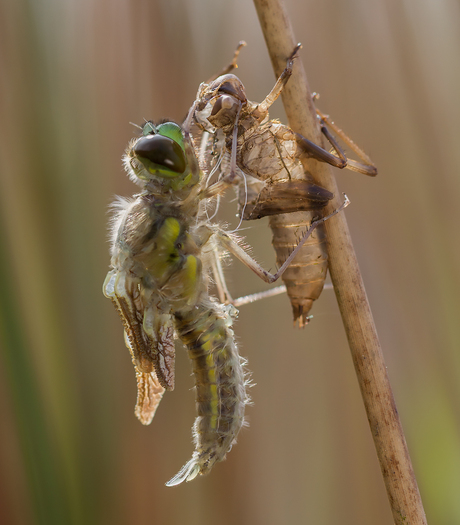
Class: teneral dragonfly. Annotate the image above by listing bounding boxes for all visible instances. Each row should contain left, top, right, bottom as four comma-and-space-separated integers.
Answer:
103, 118, 347, 485
103, 120, 252, 486
193, 44, 376, 327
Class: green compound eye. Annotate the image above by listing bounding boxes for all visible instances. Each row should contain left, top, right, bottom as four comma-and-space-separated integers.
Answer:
134, 135, 186, 174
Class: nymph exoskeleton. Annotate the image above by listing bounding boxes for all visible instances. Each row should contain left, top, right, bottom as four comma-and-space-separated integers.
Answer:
193, 43, 376, 327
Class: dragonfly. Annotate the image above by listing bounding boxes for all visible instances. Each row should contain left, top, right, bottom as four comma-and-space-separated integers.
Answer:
103, 114, 348, 485
192, 43, 377, 327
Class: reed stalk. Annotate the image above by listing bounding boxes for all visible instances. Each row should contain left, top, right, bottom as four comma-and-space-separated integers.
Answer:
252, 0, 427, 523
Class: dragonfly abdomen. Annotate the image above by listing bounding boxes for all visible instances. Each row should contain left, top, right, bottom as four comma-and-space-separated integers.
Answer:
166, 301, 248, 486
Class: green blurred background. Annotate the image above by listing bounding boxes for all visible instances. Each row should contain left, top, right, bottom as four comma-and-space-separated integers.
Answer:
1, 0, 459, 523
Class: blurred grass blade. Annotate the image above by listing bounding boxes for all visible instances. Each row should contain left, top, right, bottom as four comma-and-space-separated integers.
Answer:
0, 218, 73, 525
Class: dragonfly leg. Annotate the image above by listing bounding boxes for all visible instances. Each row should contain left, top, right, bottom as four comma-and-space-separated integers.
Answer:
233, 285, 287, 307
232, 282, 334, 308
217, 195, 349, 284
210, 245, 234, 304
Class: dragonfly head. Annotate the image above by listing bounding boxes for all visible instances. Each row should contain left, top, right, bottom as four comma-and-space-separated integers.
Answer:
195, 74, 247, 132
124, 121, 200, 194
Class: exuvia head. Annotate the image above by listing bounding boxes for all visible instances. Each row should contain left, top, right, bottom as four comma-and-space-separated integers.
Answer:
123, 121, 200, 193
195, 74, 247, 131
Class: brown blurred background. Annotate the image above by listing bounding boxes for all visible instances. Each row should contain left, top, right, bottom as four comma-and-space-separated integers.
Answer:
1, 0, 459, 523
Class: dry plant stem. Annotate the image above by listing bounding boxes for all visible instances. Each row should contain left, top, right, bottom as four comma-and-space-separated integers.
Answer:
252, 1, 427, 524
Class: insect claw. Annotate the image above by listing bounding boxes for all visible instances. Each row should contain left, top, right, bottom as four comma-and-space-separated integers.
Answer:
291, 43, 302, 59
342, 193, 350, 208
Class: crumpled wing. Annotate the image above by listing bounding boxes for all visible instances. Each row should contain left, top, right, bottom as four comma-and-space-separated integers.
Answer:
142, 301, 176, 390
103, 269, 175, 424
122, 330, 165, 425
134, 368, 165, 425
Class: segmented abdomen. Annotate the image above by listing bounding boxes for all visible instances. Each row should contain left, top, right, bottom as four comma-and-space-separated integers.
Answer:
269, 210, 328, 327
165, 300, 248, 486
237, 122, 330, 328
